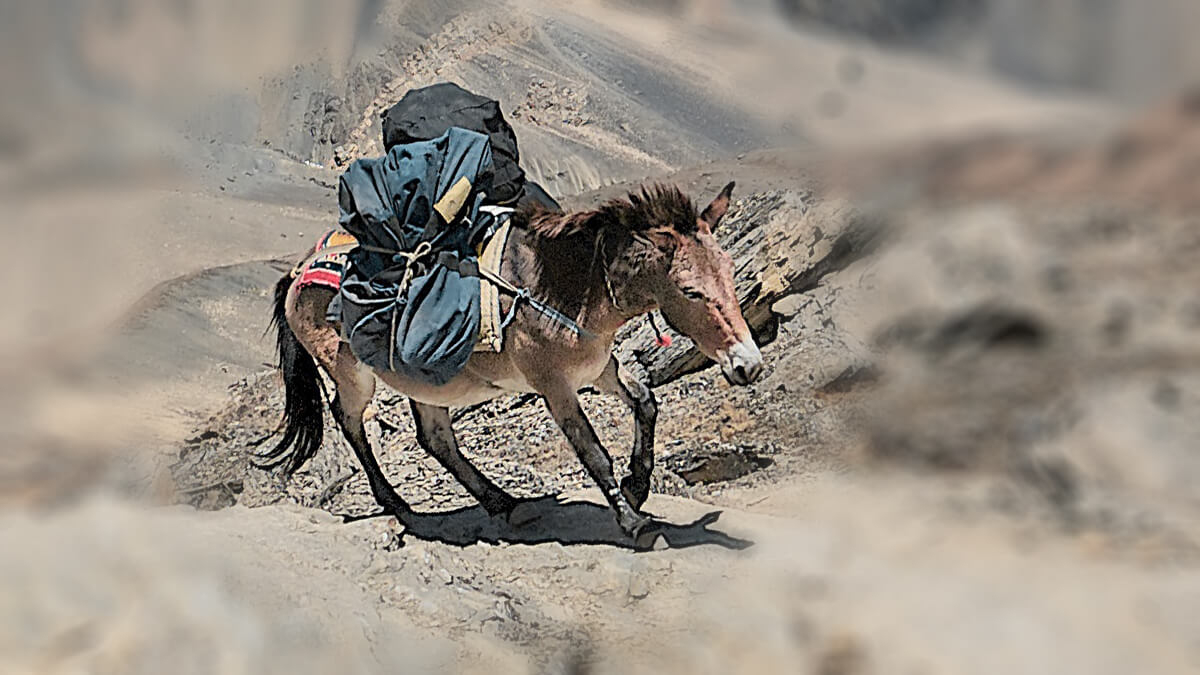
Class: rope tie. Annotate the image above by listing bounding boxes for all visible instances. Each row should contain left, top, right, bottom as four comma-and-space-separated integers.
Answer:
596, 229, 622, 311
395, 241, 433, 290
381, 241, 433, 371
499, 288, 530, 331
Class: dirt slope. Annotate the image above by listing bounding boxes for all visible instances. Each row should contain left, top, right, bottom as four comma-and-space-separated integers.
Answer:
4, 1, 1198, 673
5, 483, 1197, 674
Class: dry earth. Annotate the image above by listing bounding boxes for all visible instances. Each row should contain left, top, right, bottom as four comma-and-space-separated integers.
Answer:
2, 1, 1198, 673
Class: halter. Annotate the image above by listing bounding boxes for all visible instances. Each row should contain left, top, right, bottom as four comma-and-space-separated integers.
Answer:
594, 228, 624, 311
595, 229, 672, 348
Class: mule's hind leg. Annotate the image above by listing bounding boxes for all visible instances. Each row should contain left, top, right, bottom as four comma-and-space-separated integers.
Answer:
326, 342, 412, 517
595, 357, 657, 510
286, 284, 410, 517
409, 401, 519, 517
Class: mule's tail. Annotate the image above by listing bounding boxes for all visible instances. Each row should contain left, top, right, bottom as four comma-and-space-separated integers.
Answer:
253, 273, 325, 475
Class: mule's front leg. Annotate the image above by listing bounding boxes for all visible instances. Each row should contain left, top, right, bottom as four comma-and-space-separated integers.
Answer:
543, 388, 651, 539
596, 357, 657, 510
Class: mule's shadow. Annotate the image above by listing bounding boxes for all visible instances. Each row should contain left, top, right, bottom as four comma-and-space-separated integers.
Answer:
343, 496, 752, 551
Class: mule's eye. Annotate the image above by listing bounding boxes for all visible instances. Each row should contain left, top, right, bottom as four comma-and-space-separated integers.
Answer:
681, 288, 705, 301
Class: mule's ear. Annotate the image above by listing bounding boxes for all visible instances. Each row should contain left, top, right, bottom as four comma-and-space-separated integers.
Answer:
700, 181, 735, 229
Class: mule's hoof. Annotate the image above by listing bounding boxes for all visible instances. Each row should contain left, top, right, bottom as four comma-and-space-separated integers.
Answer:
619, 510, 653, 537
631, 521, 666, 551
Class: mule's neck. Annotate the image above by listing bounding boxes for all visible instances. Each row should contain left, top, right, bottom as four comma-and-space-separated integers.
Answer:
508, 226, 655, 338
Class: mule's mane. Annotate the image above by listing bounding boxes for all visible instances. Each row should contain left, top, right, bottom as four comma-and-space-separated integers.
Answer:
521, 184, 698, 239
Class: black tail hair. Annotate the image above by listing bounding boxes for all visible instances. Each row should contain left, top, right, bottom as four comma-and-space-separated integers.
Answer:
252, 274, 326, 475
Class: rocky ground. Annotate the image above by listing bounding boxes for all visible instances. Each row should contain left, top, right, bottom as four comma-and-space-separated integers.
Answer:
3, 1, 1199, 674
163, 158, 1200, 672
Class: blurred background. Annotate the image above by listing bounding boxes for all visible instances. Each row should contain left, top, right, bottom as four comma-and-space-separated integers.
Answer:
1, 1, 1197, 673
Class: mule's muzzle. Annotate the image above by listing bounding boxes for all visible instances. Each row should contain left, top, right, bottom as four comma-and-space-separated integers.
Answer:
718, 337, 763, 386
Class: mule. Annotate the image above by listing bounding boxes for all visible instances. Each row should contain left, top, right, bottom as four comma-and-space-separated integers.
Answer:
259, 182, 763, 540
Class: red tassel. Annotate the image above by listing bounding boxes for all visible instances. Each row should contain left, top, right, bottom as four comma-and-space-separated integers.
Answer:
649, 314, 672, 348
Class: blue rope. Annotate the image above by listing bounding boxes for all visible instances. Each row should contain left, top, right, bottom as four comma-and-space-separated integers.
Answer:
498, 287, 595, 339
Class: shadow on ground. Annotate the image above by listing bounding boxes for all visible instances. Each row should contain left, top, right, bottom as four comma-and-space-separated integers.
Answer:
345, 496, 752, 551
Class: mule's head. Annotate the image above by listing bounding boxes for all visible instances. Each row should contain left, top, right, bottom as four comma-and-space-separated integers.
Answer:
635, 182, 763, 385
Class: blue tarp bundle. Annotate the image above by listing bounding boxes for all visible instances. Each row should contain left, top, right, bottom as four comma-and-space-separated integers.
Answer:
337, 127, 494, 385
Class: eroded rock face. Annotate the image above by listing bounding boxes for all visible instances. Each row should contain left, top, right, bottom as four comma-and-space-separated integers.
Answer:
862, 202, 1200, 533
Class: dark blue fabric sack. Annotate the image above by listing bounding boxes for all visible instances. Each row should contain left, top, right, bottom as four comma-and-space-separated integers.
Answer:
337, 127, 494, 385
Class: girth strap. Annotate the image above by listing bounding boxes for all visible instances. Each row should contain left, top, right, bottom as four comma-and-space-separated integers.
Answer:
477, 266, 594, 339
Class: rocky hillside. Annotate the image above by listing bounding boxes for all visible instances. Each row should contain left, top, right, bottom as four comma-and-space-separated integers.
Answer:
780, 0, 1200, 102
3, 1, 1198, 673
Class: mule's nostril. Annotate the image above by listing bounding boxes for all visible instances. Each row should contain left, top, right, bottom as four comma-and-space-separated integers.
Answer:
722, 338, 763, 385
